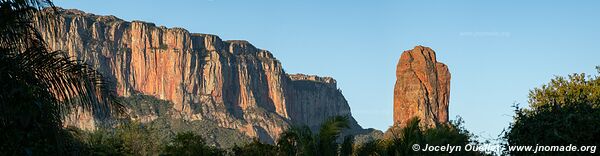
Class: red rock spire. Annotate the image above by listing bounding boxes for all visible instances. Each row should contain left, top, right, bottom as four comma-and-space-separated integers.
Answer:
393, 46, 450, 128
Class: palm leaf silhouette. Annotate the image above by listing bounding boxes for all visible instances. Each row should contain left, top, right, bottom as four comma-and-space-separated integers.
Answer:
1, 0, 122, 154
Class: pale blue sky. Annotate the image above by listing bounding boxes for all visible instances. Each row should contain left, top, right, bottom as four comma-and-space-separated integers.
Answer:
55, 0, 600, 139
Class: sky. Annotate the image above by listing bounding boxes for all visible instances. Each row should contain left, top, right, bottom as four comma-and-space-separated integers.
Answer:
54, 0, 600, 139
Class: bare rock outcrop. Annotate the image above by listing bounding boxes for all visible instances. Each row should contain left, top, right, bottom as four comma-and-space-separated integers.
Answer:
393, 46, 450, 128
287, 74, 361, 130
34, 8, 361, 142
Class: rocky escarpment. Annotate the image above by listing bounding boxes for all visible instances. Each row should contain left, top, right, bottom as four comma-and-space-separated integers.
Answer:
34, 8, 361, 142
393, 46, 450, 128
287, 74, 360, 130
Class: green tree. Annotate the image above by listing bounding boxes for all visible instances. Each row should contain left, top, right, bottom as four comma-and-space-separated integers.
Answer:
116, 122, 162, 155
384, 117, 484, 156
233, 139, 278, 156
87, 129, 127, 156
84, 122, 166, 156
385, 118, 424, 156
318, 116, 350, 156
276, 126, 315, 156
528, 72, 600, 109
354, 139, 385, 156
504, 68, 600, 155
275, 116, 351, 156
163, 132, 225, 156
0, 0, 120, 155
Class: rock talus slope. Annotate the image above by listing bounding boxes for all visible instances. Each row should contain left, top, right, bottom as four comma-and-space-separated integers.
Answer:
393, 46, 450, 128
35, 8, 361, 142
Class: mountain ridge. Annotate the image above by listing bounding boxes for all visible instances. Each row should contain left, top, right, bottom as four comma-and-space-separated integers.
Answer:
35, 7, 364, 143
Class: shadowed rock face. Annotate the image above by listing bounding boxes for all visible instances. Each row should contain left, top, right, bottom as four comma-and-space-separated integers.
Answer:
393, 46, 450, 128
34, 8, 361, 142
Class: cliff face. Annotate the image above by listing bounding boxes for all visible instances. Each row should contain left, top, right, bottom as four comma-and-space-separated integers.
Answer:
393, 46, 450, 128
34, 8, 361, 142
287, 74, 360, 130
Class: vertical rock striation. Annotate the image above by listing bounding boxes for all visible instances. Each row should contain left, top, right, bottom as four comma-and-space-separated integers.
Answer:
393, 46, 450, 128
34, 8, 361, 142
287, 74, 361, 130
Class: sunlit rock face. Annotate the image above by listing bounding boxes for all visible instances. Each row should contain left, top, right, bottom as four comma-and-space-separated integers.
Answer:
35, 8, 361, 142
393, 46, 450, 128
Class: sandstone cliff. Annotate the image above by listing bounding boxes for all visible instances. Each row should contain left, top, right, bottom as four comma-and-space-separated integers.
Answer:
34, 8, 361, 142
393, 46, 450, 128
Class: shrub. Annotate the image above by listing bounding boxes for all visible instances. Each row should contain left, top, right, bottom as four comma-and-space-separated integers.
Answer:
504, 69, 600, 155
163, 132, 225, 156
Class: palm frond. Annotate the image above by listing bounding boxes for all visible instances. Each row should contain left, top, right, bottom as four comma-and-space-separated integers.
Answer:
318, 115, 350, 143
1, 0, 122, 122
318, 115, 350, 156
277, 125, 316, 156
1, 0, 122, 154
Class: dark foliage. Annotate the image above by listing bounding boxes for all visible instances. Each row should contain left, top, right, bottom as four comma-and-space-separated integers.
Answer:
504, 69, 600, 155
0, 0, 120, 155
354, 139, 383, 156
339, 135, 354, 156
163, 132, 226, 156
233, 139, 279, 156
230, 116, 352, 156
380, 117, 484, 156
318, 116, 350, 156
86, 129, 127, 156
276, 126, 315, 156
